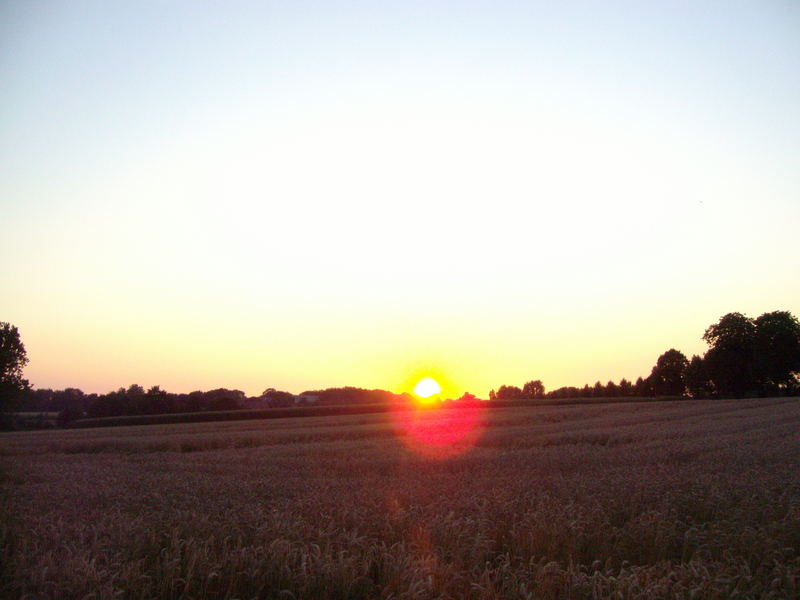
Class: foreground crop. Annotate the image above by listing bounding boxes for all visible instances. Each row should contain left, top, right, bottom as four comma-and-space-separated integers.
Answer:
1, 398, 799, 599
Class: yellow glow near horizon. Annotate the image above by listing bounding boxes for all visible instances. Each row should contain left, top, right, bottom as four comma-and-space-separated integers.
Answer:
413, 377, 442, 399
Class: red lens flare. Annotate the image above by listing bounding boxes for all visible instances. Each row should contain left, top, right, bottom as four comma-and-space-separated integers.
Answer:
390, 398, 486, 460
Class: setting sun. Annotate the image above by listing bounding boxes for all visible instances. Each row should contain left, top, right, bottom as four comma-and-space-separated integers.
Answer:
413, 377, 442, 399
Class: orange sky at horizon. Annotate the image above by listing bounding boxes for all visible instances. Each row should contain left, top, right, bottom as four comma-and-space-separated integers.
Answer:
10, 296, 795, 398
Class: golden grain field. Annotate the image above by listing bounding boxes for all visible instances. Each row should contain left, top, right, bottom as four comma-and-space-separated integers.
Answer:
1, 398, 799, 599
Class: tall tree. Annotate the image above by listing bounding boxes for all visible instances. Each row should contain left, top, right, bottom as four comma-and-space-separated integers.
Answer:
635, 376, 655, 397
702, 312, 757, 397
0, 322, 30, 410
685, 355, 712, 398
754, 311, 800, 391
521, 380, 545, 399
649, 349, 689, 396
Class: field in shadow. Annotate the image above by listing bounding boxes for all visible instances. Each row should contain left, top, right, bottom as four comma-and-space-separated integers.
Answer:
1, 398, 799, 598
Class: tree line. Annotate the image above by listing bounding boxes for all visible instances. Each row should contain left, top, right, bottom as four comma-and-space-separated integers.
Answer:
489, 311, 800, 401
2, 310, 799, 428
6, 384, 407, 428
0, 322, 409, 428
26, 385, 246, 426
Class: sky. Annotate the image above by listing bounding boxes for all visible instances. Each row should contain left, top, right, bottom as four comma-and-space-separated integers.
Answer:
1, 1, 799, 398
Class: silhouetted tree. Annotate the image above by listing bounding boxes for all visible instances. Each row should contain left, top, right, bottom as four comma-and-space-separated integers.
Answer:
560, 386, 578, 398
56, 388, 85, 426
754, 311, 800, 392
521, 380, 545, 399
205, 388, 244, 410
703, 312, 757, 397
488, 389, 497, 401
186, 391, 204, 412
300, 387, 398, 406
618, 378, 633, 397
495, 385, 523, 400
606, 380, 618, 397
592, 381, 605, 397
634, 376, 655, 397
649, 349, 689, 396
144, 385, 172, 414
0, 322, 30, 411
685, 355, 712, 398
260, 388, 294, 408
25, 388, 54, 411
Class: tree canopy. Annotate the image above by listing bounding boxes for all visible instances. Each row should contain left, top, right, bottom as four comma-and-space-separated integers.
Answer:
649, 349, 689, 396
701, 311, 800, 397
490, 310, 800, 401
0, 322, 30, 410
754, 311, 800, 389
702, 312, 758, 396
521, 380, 545, 399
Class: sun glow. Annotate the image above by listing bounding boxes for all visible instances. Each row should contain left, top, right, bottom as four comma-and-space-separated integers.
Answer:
413, 377, 441, 399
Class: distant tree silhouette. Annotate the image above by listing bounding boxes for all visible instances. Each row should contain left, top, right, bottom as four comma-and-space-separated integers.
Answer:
485, 309, 799, 404
10, 307, 798, 428
56, 388, 85, 425
186, 391, 204, 412
24, 388, 54, 412
495, 385, 523, 400
81, 386, 245, 419
685, 355, 712, 398
703, 312, 758, 397
634, 376, 654, 397
299, 387, 399, 406
565, 386, 581, 398
753, 311, 800, 392
521, 380, 545, 399
144, 385, 172, 414
260, 388, 295, 407
0, 322, 30, 411
456, 392, 478, 403
205, 388, 244, 410
649, 349, 689, 396
127, 384, 146, 414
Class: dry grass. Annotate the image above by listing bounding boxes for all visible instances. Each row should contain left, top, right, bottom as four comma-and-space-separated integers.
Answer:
1, 398, 799, 599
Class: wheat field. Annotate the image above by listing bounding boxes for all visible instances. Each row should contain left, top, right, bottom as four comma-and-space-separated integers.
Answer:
1, 398, 799, 599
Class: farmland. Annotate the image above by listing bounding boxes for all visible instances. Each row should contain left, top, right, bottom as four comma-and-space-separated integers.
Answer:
1, 398, 799, 599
